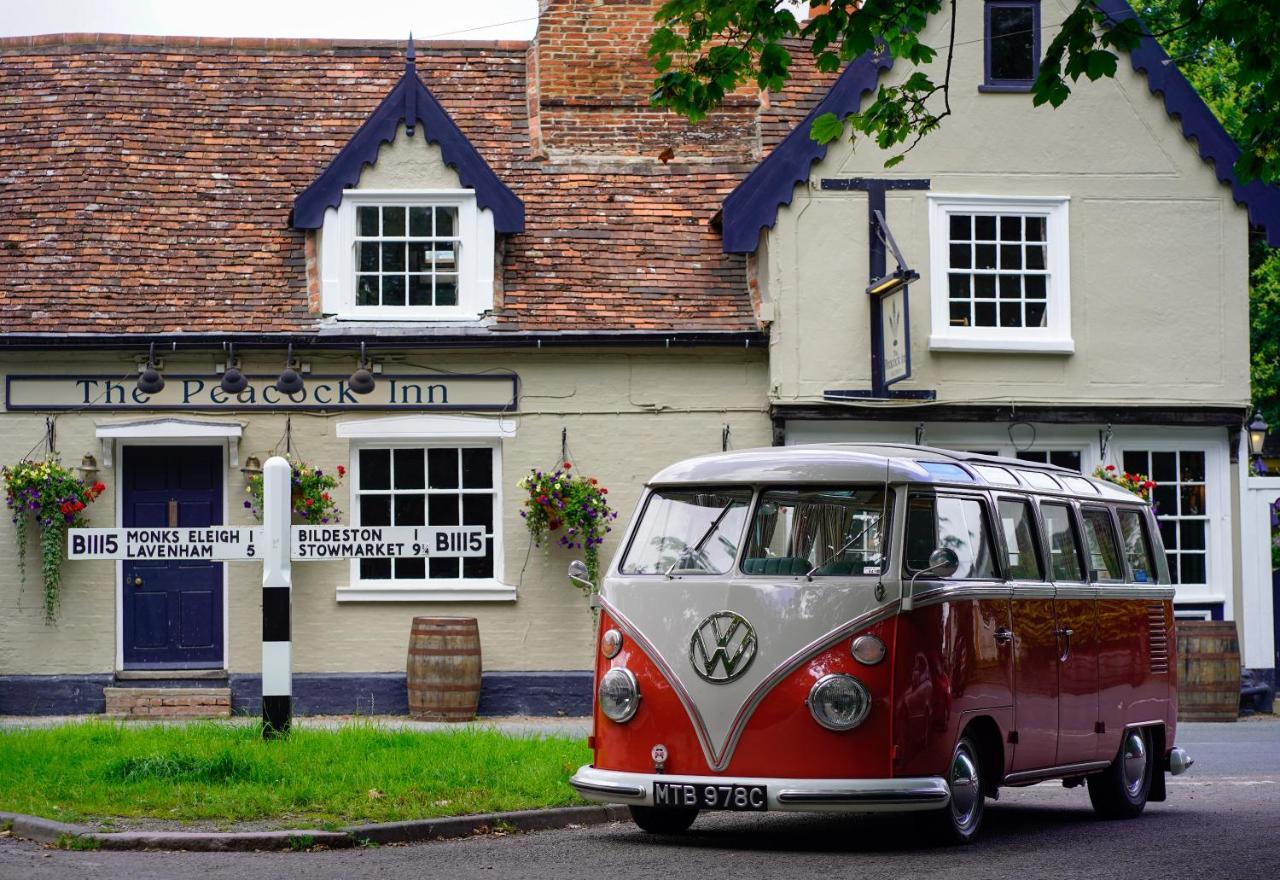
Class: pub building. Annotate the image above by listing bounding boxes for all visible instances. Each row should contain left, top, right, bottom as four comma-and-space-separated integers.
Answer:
3, 0, 1279, 715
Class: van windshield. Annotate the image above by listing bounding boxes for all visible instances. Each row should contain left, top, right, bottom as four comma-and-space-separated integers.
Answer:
742, 487, 890, 577
620, 489, 752, 575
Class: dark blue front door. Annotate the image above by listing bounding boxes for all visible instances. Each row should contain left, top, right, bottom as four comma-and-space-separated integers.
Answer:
122, 445, 224, 668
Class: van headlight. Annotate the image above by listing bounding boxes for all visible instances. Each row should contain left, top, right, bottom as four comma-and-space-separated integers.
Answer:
599, 668, 640, 722
807, 674, 871, 731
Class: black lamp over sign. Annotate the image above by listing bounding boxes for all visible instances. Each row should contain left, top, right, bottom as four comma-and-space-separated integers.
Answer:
349, 342, 376, 396
1247, 412, 1269, 457
221, 343, 249, 395
276, 344, 304, 396
137, 342, 165, 394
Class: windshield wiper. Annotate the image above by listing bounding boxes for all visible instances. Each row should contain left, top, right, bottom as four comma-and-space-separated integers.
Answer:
665, 501, 737, 578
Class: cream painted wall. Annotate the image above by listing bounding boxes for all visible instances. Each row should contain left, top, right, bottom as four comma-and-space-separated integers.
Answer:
761, 0, 1251, 407
0, 348, 771, 675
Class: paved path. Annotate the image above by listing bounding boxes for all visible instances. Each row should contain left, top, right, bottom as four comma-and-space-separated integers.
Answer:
0, 714, 592, 737
1, 719, 1274, 880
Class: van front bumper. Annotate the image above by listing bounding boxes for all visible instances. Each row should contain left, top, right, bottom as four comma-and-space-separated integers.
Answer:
569, 765, 951, 813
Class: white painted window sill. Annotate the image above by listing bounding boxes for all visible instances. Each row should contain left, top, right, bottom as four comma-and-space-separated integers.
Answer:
336, 583, 518, 603
928, 335, 1076, 355
331, 311, 485, 323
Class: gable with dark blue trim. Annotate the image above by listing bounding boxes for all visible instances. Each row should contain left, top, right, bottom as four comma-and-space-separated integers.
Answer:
722, 1, 1280, 253
720, 48, 893, 254
293, 48, 524, 233
1097, 0, 1280, 247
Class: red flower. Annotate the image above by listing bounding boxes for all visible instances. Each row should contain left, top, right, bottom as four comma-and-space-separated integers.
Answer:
322, 493, 331, 501
563, 462, 572, 469
60, 502, 73, 515
336, 465, 346, 477
304, 498, 314, 507
73, 500, 85, 511
93, 482, 106, 493
601, 488, 608, 494
1105, 465, 1116, 471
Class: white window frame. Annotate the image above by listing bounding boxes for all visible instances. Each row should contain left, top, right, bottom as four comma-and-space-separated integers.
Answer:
334, 415, 515, 602
927, 194, 1073, 354
320, 189, 495, 322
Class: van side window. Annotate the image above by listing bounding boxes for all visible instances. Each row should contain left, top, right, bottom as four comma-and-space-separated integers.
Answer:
905, 495, 997, 579
1040, 501, 1085, 582
1081, 508, 1124, 582
997, 498, 1043, 580
1117, 508, 1156, 583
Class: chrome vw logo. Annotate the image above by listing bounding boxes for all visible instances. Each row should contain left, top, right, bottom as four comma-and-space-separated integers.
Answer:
689, 611, 757, 684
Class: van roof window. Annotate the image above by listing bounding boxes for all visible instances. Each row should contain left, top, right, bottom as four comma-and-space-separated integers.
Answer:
917, 462, 974, 483
1060, 475, 1099, 494
1017, 470, 1061, 490
973, 464, 1018, 486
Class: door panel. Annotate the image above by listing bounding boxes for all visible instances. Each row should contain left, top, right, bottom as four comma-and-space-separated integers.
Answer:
1055, 597, 1100, 764
122, 445, 224, 668
1010, 595, 1058, 771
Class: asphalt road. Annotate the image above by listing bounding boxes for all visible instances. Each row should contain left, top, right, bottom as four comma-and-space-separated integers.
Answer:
2, 720, 1275, 880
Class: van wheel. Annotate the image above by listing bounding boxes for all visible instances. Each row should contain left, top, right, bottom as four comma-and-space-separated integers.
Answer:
1088, 727, 1152, 819
628, 806, 698, 834
930, 735, 985, 845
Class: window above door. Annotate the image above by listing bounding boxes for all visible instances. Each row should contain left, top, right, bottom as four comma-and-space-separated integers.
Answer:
927, 194, 1073, 354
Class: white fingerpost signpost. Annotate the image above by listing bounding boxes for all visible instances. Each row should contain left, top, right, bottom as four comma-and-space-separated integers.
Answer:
68, 453, 488, 738
260, 455, 293, 738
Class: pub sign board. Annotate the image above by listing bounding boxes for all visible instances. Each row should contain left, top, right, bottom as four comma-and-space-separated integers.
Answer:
881, 287, 911, 386
68, 525, 487, 561
6, 374, 518, 412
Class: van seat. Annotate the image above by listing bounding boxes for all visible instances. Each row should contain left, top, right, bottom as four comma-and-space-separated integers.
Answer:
742, 556, 810, 576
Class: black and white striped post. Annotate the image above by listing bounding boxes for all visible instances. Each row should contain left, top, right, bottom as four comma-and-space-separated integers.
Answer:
261, 455, 292, 738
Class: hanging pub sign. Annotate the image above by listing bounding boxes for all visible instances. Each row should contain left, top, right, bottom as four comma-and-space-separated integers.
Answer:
5, 373, 518, 412
880, 285, 911, 386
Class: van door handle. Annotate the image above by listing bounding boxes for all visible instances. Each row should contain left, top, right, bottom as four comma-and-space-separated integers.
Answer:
994, 627, 1013, 646
1057, 627, 1074, 662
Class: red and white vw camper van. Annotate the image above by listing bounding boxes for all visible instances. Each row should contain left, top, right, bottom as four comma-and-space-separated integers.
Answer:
569, 444, 1192, 843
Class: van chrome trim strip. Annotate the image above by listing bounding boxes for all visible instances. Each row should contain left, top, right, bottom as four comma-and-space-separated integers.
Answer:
776, 779, 950, 806
910, 583, 1176, 608
567, 776, 647, 800
912, 585, 1011, 607
1003, 760, 1111, 785
599, 597, 900, 772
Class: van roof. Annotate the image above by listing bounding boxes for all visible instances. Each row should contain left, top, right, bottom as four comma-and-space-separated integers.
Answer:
647, 443, 1143, 502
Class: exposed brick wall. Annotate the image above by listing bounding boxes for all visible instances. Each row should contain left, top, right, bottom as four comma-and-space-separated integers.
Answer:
104, 687, 231, 718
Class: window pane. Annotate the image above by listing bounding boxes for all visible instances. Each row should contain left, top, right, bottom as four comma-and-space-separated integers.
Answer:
1025, 245, 1046, 270
462, 494, 493, 529
990, 5, 1036, 82
1049, 450, 1082, 471
999, 276, 1021, 300
1180, 485, 1205, 516
435, 207, 456, 237
409, 206, 431, 237
1024, 275, 1046, 298
622, 489, 752, 575
1025, 301, 1046, 327
1181, 451, 1205, 482
976, 243, 997, 270
1118, 509, 1155, 583
356, 275, 379, 306
381, 243, 405, 273
381, 275, 405, 306
461, 448, 493, 488
1153, 484, 1176, 513
1081, 509, 1123, 581
1025, 216, 1046, 241
950, 243, 972, 269
1123, 450, 1147, 475
999, 302, 1021, 327
408, 242, 430, 273
408, 274, 432, 306
975, 215, 997, 240
1041, 502, 1084, 582
1151, 451, 1177, 482
360, 494, 391, 526
394, 449, 424, 489
395, 557, 425, 580
357, 206, 379, 236
394, 494, 425, 526
430, 556, 460, 579
462, 539, 495, 578
975, 301, 997, 327
949, 273, 970, 300
1160, 519, 1177, 550
742, 487, 890, 577
1180, 519, 1206, 551
975, 274, 996, 298
436, 277, 458, 306
1000, 244, 1022, 270
428, 494, 459, 526
950, 214, 972, 240
359, 242, 379, 272
360, 449, 391, 489
1016, 451, 1048, 463
999, 216, 1021, 240
950, 301, 971, 327
998, 498, 1043, 580
904, 495, 997, 579
428, 449, 459, 489
360, 557, 392, 579
383, 206, 406, 237
435, 242, 458, 272
1180, 553, 1206, 584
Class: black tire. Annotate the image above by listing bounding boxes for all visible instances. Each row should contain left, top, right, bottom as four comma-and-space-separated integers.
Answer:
1088, 727, 1153, 819
929, 734, 985, 845
628, 805, 699, 834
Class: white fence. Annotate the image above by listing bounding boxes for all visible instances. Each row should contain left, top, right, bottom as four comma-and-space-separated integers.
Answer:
1241, 477, 1280, 670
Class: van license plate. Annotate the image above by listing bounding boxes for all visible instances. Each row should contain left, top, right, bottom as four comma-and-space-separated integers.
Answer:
652, 781, 767, 811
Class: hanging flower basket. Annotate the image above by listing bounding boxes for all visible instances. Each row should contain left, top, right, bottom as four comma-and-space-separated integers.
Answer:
518, 462, 617, 589
246, 455, 345, 525
1093, 464, 1156, 504
3, 459, 106, 623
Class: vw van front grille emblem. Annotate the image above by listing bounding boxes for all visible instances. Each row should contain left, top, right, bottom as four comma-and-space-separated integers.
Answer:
689, 611, 757, 684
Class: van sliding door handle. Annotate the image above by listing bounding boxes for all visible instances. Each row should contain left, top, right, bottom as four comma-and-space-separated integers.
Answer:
1057, 627, 1074, 662
994, 627, 1013, 646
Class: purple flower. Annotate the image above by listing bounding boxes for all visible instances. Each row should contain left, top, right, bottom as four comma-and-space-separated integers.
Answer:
243, 500, 252, 509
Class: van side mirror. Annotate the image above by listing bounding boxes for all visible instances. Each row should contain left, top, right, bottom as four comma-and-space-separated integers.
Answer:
567, 559, 594, 591
927, 547, 960, 579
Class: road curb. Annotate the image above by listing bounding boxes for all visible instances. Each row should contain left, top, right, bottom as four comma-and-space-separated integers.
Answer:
0, 804, 630, 852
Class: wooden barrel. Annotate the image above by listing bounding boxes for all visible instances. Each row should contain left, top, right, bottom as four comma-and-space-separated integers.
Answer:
1176, 620, 1240, 722
406, 617, 481, 722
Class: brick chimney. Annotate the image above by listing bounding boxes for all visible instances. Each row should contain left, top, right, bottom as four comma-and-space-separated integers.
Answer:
527, 0, 757, 160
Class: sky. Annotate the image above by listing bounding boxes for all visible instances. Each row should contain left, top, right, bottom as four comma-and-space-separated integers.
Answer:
0, 0, 540, 40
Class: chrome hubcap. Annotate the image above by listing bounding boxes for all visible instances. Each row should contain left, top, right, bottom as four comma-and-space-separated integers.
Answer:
949, 747, 980, 829
1122, 731, 1147, 796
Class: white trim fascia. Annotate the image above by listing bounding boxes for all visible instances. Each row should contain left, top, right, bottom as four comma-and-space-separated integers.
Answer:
335, 584, 518, 603
322, 188, 493, 322
926, 193, 1072, 354
96, 418, 244, 467
337, 413, 516, 440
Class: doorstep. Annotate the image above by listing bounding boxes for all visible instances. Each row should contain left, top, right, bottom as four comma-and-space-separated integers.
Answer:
104, 687, 232, 719
115, 668, 228, 682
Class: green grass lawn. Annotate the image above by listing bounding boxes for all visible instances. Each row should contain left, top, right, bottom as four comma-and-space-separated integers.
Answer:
0, 721, 591, 828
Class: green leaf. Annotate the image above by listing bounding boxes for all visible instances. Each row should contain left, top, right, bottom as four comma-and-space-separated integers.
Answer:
1084, 50, 1118, 81
809, 112, 846, 144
